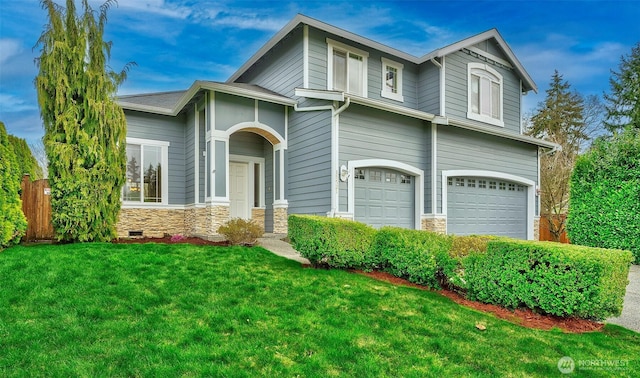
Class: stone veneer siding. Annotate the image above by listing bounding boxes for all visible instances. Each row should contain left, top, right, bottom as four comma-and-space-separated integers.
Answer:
117, 208, 186, 238
273, 207, 288, 234
422, 216, 447, 234
251, 208, 266, 231
534, 216, 540, 241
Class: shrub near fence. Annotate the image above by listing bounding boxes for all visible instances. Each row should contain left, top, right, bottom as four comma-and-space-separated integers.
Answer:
288, 215, 377, 269
465, 239, 633, 320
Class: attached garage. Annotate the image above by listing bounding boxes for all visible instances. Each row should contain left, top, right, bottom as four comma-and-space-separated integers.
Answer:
446, 176, 528, 239
354, 167, 415, 229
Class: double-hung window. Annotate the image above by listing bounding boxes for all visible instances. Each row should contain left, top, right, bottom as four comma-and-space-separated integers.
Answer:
123, 138, 169, 204
327, 38, 368, 97
381, 57, 404, 102
467, 63, 504, 127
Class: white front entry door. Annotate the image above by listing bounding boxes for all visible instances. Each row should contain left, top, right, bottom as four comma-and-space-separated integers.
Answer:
229, 162, 249, 219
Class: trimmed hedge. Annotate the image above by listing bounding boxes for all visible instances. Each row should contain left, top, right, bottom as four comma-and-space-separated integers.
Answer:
0, 122, 27, 248
372, 227, 453, 288
465, 239, 633, 320
288, 215, 377, 269
568, 128, 640, 263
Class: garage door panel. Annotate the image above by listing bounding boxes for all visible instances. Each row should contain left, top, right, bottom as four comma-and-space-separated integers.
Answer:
355, 167, 414, 229
448, 176, 527, 239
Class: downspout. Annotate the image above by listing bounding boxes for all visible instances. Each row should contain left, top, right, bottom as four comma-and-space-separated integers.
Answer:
329, 96, 351, 217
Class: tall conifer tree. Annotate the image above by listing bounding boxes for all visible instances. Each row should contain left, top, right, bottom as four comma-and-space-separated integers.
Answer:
35, 0, 131, 241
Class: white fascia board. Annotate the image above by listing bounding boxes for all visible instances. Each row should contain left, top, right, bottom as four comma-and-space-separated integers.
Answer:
446, 117, 559, 149
294, 88, 344, 101
420, 29, 537, 93
347, 95, 436, 122
117, 101, 174, 115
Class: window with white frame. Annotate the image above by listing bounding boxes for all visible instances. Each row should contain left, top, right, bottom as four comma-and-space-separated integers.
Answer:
467, 63, 504, 127
381, 57, 404, 102
123, 138, 169, 204
327, 38, 368, 97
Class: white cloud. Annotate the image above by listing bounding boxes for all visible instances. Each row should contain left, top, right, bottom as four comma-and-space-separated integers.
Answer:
0, 39, 23, 65
0, 93, 38, 113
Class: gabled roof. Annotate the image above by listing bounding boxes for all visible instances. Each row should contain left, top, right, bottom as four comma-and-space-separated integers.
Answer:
227, 14, 537, 93
118, 81, 296, 116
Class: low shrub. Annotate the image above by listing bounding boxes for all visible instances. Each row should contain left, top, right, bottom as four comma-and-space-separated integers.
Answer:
218, 218, 264, 246
371, 227, 453, 288
443, 235, 496, 292
465, 239, 633, 320
288, 215, 377, 269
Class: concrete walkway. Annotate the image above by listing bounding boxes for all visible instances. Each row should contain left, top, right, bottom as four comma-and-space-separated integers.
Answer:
607, 264, 640, 333
257, 234, 310, 265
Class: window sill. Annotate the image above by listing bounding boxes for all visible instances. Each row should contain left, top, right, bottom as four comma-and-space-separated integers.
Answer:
381, 91, 404, 103
466, 112, 504, 127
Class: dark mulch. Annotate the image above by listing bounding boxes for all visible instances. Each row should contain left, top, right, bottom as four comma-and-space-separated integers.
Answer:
354, 270, 604, 334
112, 236, 229, 246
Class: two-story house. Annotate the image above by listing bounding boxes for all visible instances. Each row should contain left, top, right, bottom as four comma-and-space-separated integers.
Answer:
116, 14, 557, 240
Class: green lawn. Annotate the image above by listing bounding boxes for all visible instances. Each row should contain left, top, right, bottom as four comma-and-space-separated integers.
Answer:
1, 243, 638, 377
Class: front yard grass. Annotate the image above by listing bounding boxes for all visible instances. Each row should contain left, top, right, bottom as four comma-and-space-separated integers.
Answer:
1, 243, 638, 377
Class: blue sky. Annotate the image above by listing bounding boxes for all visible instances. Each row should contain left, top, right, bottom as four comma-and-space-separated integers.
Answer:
1, 0, 639, 144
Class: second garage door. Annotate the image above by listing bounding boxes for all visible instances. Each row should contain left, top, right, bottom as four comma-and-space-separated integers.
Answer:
354, 167, 415, 229
447, 177, 527, 238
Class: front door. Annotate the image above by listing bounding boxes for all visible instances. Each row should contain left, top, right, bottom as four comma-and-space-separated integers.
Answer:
229, 162, 249, 219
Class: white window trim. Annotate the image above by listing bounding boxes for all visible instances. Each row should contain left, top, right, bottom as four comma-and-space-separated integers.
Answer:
123, 137, 170, 206
326, 38, 368, 97
441, 170, 535, 240
380, 57, 404, 102
467, 62, 504, 127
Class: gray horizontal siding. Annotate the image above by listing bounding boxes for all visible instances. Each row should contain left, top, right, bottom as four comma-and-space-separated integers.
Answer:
286, 108, 332, 215
444, 50, 522, 134
338, 105, 428, 213
230, 131, 266, 157
237, 27, 303, 98
185, 108, 195, 204
418, 63, 440, 115
308, 27, 327, 90
435, 126, 538, 212
125, 110, 187, 205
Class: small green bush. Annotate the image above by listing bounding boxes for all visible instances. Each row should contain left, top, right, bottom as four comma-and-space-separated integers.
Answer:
371, 227, 453, 289
218, 218, 264, 246
288, 215, 377, 269
465, 239, 633, 320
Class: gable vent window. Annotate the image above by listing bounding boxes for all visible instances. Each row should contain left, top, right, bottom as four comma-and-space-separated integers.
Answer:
381, 57, 404, 102
467, 63, 504, 127
327, 38, 368, 97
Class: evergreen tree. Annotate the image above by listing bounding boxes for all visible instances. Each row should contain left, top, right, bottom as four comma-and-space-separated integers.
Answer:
604, 42, 640, 132
0, 122, 27, 248
527, 71, 586, 242
8, 134, 44, 180
35, 0, 132, 242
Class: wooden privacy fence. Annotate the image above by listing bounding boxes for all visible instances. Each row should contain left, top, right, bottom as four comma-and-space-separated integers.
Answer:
21, 175, 54, 241
539, 214, 570, 243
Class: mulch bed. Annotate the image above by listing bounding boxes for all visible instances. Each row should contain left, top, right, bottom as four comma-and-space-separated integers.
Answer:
111, 237, 603, 333
354, 270, 604, 333
112, 236, 229, 246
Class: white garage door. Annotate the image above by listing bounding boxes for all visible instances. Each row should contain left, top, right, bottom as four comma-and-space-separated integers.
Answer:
447, 177, 527, 238
354, 168, 414, 229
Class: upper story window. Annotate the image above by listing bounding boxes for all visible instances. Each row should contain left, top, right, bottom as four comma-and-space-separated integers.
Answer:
327, 38, 368, 97
467, 63, 504, 127
381, 57, 404, 102
123, 138, 169, 205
